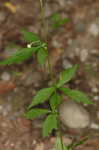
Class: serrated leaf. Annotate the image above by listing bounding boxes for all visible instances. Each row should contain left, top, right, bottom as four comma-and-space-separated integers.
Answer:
50, 92, 61, 110
57, 65, 78, 88
37, 48, 48, 65
60, 87, 93, 104
55, 137, 67, 150
28, 87, 55, 108
25, 108, 50, 119
21, 29, 40, 42
43, 114, 58, 137
0, 47, 40, 65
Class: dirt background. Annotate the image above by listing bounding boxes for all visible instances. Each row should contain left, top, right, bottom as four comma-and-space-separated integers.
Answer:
0, 0, 99, 149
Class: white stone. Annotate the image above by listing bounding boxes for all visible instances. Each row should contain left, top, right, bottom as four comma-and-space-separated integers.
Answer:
88, 23, 99, 36
91, 87, 98, 93
94, 96, 99, 101
90, 122, 99, 129
80, 49, 88, 62
35, 142, 44, 150
1, 72, 11, 81
62, 59, 72, 69
59, 100, 90, 129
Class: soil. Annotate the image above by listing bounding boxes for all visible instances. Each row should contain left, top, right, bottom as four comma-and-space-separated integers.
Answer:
0, 0, 99, 149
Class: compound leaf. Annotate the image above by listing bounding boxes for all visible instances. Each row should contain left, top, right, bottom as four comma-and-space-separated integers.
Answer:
25, 108, 50, 119
53, 18, 70, 28
51, 13, 70, 28
0, 47, 39, 65
60, 87, 93, 104
28, 87, 55, 108
57, 65, 78, 88
43, 114, 58, 137
21, 29, 40, 42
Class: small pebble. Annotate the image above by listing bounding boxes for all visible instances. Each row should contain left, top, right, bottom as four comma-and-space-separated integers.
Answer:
97, 111, 99, 119
1, 72, 11, 81
62, 59, 72, 69
32, 140, 37, 145
88, 23, 99, 36
91, 87, 98, 93
80, 49, 88, 62
35, 142, 44, 150
90, 122, 99, 129
94, 96, 99, 101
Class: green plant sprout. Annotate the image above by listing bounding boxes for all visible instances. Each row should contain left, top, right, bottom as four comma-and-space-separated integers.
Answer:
51, 13, 70, 28
0, 1, 93, 150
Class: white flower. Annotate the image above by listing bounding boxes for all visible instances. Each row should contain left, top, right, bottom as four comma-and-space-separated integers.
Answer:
27, 44, 31, 48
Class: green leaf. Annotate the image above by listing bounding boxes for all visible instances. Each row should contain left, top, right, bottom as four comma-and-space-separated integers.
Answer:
57, 65, 78, 88
28, 87, 55, 108
50, 92, 61, 110
53, 18, 70, 28
21, 29, 40, 42
67, 136, 89, 149
54, 137, 68, 150
25, 108, 50, 119
51, 13, 70, 29
37, 48, 48, 65
51, 13, 61, 21
0, 47, 39, 65
43, 114, 58, 137
60, 87, 93, 104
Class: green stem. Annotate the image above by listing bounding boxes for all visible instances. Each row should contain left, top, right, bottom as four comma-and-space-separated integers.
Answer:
39, 1, 64, 150
57, 118, 65, 150
39, 0, 54, 81
39, 0, 46, 41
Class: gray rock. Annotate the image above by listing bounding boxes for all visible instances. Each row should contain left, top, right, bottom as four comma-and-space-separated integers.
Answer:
59, 100, 90, 129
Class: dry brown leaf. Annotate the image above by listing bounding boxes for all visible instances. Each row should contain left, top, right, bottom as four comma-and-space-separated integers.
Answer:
4, 2, 17, 13
0, 81, 16, 94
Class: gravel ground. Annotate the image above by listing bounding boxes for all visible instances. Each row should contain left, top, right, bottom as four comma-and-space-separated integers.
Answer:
0, 0, 99, 149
